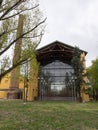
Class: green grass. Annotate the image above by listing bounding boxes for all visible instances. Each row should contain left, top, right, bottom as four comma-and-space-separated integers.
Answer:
0, 100, 98, 130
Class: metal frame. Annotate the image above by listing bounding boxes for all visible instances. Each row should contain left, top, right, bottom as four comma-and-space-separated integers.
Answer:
38, 60, 77, 101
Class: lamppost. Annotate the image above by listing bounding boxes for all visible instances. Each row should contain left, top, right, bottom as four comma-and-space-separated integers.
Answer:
23, 60, 29, 103
71, 78, 74, 101
39, 76, 43, 101
74, 76, 77, 102
71, 75, 77, 102
24, 78, 29, 102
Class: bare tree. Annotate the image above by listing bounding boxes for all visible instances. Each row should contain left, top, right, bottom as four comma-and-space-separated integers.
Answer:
0, 0, 46, 81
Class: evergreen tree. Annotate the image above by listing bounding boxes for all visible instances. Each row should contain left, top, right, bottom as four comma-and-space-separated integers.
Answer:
71, 47, 85, 99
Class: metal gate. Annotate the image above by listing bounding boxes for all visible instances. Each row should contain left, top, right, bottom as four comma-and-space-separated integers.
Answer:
38, 60, 77, 101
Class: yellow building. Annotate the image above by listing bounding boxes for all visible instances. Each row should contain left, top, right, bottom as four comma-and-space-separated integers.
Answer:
0, 41, 89, 102
0, 73, 24, 99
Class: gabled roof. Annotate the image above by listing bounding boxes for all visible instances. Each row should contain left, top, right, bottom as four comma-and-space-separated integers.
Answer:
37, 40, 87, 53
37, 40, 74, 51
37, 40, 87, 66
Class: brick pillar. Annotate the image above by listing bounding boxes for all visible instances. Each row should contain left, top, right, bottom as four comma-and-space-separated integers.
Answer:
7, 15, 24, 99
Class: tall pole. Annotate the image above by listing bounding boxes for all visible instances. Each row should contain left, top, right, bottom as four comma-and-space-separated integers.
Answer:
23, 60, 29, 102
8, 15, 24, 99
74, 76, 76, 102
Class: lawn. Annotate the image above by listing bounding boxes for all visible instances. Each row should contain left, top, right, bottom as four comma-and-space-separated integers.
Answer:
0, 100, 98, 130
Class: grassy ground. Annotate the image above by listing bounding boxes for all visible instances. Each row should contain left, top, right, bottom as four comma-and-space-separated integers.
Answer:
0, 100, 98, 130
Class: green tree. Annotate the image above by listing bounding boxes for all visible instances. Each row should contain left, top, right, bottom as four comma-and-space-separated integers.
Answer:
71, 47, 85, 100
0, 0, 46, 81
87, 57, 98, 100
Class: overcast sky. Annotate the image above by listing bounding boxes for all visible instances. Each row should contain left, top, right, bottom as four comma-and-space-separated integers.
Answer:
39, 0, 98, 67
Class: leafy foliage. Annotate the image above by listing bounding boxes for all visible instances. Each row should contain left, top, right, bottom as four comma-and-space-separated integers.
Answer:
87, 58, 98, 100
71, 47, 85, 97
0, 0, 46, 80
87, 57, 98, 89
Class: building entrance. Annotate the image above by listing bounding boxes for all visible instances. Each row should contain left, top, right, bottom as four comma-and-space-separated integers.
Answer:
38, 60, 76, 101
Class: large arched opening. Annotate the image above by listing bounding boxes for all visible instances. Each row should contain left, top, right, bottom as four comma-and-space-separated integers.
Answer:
37, 41, 78, 101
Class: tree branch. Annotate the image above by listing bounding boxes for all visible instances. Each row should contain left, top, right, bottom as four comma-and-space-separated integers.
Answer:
0, 0, 25, 20
0, 18, 47, 55
23, 33, 44, 39
0, 31, 5, 37
0, 28, 16, 38
0, 0, 3, 7
0, 53, 35, 81
0, 58, 27, 81
34, 32, 43, 48
1, 4, 39, 20
0, 0, 11, 8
